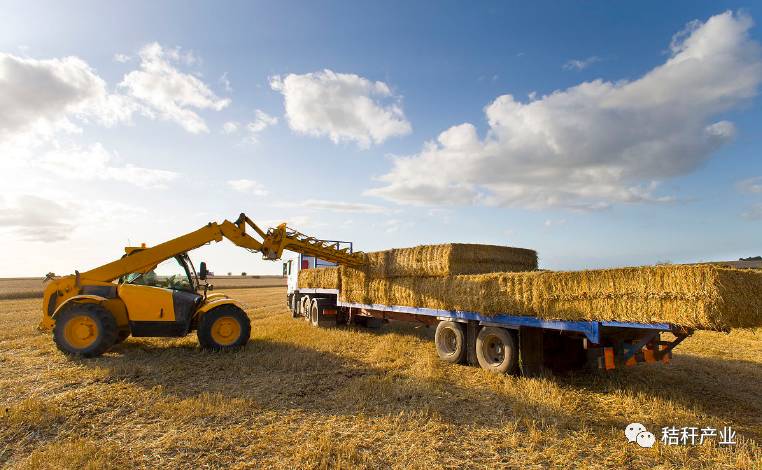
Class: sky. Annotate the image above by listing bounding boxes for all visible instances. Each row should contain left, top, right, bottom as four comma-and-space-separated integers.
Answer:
1, 0, 761, 277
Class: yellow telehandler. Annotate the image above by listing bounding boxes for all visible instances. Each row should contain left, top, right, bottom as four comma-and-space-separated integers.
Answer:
38, 214, 365, 357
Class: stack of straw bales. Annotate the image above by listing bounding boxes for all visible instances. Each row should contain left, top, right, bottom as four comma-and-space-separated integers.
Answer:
298, 266, 341, 289
298, 243, 762, 331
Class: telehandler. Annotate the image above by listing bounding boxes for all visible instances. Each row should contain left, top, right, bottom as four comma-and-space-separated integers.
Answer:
39, 214, 365, 357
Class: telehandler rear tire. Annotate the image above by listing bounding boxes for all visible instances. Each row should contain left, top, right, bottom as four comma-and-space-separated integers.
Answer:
53, 303, 119, 357
197, 305, 251, 351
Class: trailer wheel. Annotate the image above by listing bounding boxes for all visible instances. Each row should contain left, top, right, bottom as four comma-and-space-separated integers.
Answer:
435, 321, 466, 364
290, 294, 299, 318
300, 296, 311, 321
310, 299, 334, 328
476, 327, 518, 374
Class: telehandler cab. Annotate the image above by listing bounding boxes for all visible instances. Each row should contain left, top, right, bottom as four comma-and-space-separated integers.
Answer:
39, 214, 365, 357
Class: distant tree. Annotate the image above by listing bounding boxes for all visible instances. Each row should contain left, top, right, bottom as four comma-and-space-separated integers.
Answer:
227, 272, 232, 276
241, 272, 247, 276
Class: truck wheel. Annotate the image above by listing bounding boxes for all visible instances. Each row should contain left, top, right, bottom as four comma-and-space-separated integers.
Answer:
53, 303, 118, 357
301, 297, 312, 322
435, 321, 466, 364
476, 327, 518, 374
290, 295, 299, 318
310, 299, 334, 328
197, 305, 251, 351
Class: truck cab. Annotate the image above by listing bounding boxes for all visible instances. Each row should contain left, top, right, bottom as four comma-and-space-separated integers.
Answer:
283, 240, 353, 316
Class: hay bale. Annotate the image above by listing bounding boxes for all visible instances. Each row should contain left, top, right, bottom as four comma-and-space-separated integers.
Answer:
339, 265, 762, 331
298, 266, 341, 289
360, 243, 538, 278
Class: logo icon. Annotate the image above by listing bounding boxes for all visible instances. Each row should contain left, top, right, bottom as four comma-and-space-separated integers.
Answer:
625, 423, 654, 448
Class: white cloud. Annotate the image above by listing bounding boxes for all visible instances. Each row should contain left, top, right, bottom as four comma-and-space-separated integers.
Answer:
36, 143, 178, 189
120, 42, 230, 133
738, 176, 762, 193
0, 52, 136, 144
270, 69, 411, 148
295, 199, 390, 214
544, 218, 566, 227
113, 53, 132, 63
246, 109, 278, 142
368, 12, 762, 210
563, 56, 601, 71
0, 195, 75, 241
222, 121, 239, 134
227, 179, 269, 196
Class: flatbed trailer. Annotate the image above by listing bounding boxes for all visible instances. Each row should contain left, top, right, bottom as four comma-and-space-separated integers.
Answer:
287, 286, 693, 375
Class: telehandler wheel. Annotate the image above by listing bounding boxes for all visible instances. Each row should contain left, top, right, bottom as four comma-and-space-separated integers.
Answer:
476, 327, 518, 375
114, 330, 130, 344
53, 303, 119, 357
197, 305, 251, 351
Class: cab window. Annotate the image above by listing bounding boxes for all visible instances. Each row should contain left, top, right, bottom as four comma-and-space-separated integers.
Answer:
123, 257, 193, 291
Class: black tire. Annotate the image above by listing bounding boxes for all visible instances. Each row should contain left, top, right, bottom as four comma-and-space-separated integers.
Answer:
435, 321, 466, 364
197, 305, 251, 351
476, 327, 518, 374
289, 294, 299, 318
114, 330, 130, 344
310, 299, 335, 328
53, 303, 119, 357
301, 297, 312, 322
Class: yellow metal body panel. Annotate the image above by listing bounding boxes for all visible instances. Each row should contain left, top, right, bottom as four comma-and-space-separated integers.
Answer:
117, 284, 176, 322
195, 296, 241, 317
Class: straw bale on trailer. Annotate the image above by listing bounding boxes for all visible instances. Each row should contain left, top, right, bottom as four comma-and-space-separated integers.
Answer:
339, 265, 762, 331
298, 266, 341, 289
361, 243, 538, 277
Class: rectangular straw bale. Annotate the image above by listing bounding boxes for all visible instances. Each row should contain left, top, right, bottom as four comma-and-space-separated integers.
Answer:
339, 265, 762, 331
360, 243, 538, 278
298, 266, 341, 289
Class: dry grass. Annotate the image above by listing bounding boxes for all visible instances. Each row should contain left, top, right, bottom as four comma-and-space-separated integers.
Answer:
0, 287, 760, 469
340, 265, 762, 331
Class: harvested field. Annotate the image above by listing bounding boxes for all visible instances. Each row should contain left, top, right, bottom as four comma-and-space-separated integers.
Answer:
298, 267, 340, 289
340, 265, 762, 331
360, 243, 538, 278
0, 276, 286, 301
0, 287, 760, 468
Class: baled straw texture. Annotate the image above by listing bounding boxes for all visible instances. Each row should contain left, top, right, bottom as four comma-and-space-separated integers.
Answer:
339, 265, 762, 331
360, 243, 538, 278
298, 266, 341, 289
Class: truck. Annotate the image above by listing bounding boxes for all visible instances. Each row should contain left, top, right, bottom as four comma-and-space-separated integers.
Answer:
284, 242, 694, 376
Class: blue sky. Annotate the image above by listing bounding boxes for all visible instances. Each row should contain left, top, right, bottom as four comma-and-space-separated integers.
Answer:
1, 1, 761, 276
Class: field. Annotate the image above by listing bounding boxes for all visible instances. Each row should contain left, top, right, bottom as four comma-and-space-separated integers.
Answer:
1, 287, 760, 469
0, 276, 285, 300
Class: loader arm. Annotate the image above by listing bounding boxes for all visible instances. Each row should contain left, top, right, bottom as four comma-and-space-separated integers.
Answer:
82, 213, 365, 284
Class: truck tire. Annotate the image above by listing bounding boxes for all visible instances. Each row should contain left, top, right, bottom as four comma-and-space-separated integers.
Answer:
197, 305, 251, 351
301, 296, 312, 322
290, 294, 299, 318
53, 303, 119, 357
476, 327, 518, 374
435, 321, 466, 364
310, 299, 335, 328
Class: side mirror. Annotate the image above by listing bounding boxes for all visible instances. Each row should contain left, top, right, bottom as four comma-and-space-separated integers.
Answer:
199, 261, 208, 280
282, 262, 288, 276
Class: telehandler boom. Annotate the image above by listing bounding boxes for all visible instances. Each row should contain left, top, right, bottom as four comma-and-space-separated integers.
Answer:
39, 213, 365, 357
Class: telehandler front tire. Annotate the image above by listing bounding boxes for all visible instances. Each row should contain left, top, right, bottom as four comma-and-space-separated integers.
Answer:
197, 305, 251, 351
53, 303, 119, 357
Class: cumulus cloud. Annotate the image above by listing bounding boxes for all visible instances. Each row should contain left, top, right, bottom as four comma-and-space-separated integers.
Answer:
120, 42, 230, 133
222, 121, 239, 134
113, 53, 132, 63
246, 109, 278, 141
368, 12, 762, 210
227, 179, 269, 196
563, 56, 601, 71
738, 176, 762, 193
0, 52, 136, 143
270, 69, 411, 148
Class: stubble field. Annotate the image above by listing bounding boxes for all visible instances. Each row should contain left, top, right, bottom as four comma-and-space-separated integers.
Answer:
0, 287, 760, 469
